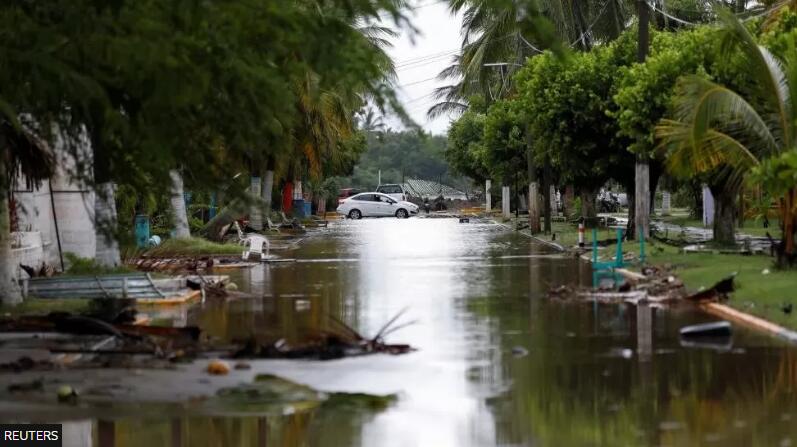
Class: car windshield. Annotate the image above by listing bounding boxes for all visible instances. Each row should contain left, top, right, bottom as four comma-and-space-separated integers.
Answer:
378, 185, 401, 194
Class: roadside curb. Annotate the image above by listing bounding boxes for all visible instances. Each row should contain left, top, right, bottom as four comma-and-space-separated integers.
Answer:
491, 219, 568, 252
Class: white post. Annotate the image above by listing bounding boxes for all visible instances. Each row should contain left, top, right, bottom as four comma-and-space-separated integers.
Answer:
485, 180, 492, 211
661, 191, 671, 216
169, 170, 191, 239
502, 186, 510, 219
702, 185, 714, 227
550, 185, 557, 217
377, 170, 381, 187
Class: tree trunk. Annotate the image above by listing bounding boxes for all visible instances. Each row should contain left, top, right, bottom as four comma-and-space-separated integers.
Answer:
564, 185, 575, 218
738, 187, 746, 228
528, 182, 540, 233
249, 174, 263, 231
776, 188, 797, 268
542, 160, 552, 233
526, 148, 539, 233
626, 186, 635, 239
94, 181, 122, 267
580, 188, 597, 219
634, 157, 650, 240
169, 170, 191, 239
502, 184, 511, 218
0, 175, 22, 305
710, 184, 737, 247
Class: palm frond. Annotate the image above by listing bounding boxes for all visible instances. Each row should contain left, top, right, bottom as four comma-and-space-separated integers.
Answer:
716, 7, 792, 147
427, 101, 468, 119
1, 119, 55, 188
670, 75, 781, 157
657, 118, 758, 189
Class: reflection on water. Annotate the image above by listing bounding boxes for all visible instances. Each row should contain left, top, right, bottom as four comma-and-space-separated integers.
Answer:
30, 219, 797, 445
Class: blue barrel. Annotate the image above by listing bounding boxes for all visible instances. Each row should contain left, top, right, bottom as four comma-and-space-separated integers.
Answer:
134, 215, 150, 248
292, 199, 306, 218
304, 201, 312, 217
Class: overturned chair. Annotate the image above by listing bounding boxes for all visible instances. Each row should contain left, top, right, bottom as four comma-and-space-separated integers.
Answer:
233, 222, 271, 261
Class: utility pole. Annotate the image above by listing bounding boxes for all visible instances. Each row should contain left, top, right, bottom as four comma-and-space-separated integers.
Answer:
634, 0, 651, 240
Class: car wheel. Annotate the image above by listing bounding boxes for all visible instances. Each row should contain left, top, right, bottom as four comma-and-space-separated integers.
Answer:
349, 209, 362, 220
396, 209, 408, 219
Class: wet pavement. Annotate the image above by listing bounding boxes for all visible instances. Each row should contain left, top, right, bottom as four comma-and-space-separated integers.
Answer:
2, 218, 797, 446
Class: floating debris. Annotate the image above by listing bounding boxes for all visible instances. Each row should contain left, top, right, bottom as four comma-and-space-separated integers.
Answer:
680, 321, 732, 338
233, 311, 415, 360
56, 385, 78, 404
207, 360, 231, 375
685, 275, 735, 302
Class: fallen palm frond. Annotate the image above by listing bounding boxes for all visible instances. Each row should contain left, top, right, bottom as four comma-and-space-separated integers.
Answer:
144, 237, 243, 257
232, 311, 416, 360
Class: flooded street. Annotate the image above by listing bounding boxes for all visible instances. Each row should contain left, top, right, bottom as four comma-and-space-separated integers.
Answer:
6, 219, 797, 446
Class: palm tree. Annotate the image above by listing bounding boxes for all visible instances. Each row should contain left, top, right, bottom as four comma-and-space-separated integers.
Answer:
278, 12, 402, 216
656, 9, 797, 264
430, 0, 635, 118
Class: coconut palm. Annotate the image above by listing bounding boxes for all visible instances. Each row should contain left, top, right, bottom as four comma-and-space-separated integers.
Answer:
429, 0, 636, 119
656, 9, 797, 265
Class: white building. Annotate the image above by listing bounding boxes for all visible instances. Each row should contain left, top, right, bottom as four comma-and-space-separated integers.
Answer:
10, 136, 95, 277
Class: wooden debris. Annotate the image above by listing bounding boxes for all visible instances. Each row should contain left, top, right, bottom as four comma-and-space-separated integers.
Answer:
685, 275, 735, 302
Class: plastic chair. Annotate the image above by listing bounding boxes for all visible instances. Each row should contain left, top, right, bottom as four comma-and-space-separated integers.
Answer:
592, 228, 625, 287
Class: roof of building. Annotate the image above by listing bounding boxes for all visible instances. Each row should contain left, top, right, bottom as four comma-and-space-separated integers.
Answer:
402, 178, 469, 200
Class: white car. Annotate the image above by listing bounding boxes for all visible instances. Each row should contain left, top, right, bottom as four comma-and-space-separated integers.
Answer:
376, 184, 407, 202
337, 192, 419, 219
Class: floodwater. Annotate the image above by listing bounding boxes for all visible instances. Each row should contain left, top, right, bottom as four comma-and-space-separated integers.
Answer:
5, 218, 797, 446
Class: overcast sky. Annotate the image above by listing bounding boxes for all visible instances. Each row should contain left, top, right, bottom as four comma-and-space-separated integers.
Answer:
384, 1, 463, 135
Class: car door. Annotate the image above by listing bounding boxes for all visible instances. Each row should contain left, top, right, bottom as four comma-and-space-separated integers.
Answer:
354, 194, 377, 216
376, 194, 397, 216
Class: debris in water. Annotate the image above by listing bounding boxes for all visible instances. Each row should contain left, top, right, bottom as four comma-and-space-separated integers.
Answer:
57, 385, 78, 404
233, 311, 415, 360
680, 321, 732, 338
511, 346, 528, 357
207, 360, 231, 375
546, 266, 686, 305
685, 274, 735, 302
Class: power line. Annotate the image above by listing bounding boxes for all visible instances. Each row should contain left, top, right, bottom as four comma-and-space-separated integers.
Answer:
395, 49, 459, 68
376, 0, 448, 20
570, 0, 613, 46
399, 75, 439, 87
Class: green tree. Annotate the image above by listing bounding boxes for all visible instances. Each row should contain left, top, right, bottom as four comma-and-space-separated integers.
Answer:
446, 110, 489, 186
656, 9, 797, 264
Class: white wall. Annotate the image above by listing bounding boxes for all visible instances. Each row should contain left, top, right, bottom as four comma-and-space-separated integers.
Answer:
10, 129, 96, 276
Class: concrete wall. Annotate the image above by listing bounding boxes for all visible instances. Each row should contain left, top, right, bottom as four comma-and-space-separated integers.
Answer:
10, 129, 95, 277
